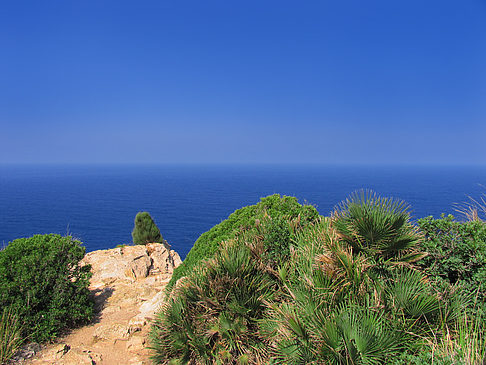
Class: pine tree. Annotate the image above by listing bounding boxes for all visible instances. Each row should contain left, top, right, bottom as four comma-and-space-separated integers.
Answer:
132, 211, 163, 245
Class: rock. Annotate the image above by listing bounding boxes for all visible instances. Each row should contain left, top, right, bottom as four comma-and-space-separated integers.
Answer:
82, 245, 146, 284
10, 342, 43, 363
128, 315, 147, 331
128, 357, 144, 365
138, 290, 166, 321
102, 304, 122, 314
93, 323, 132, 342
42, 343, 70, 361
89, 352, 103, 364
125, 254, 152, 279
148, 243, 180, 276
126, 335, 146, 352
171, 250, 183, 268
82, 242, 181, 286
58, 349, 100, 365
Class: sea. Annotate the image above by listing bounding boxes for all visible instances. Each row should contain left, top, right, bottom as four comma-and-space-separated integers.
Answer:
1, 164, 485, 259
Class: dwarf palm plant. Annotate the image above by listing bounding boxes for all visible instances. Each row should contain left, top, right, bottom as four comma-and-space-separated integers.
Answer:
263, 217, 453, 364
332, 190, 425, 272
150, 239, 277, 364
263, 220, 411, 364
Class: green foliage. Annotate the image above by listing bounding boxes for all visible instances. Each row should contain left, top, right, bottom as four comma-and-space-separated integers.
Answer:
168, 194, 319, 290
115, 243, 131, 248
332, 190, 425, 273
263, 219, 449, 364
153, 192, 483, 364
392, 312, 486, 364
132, 211, 163, 245
0, 306, 23, 364
0, 234, 93, 342
150, 240, 277, 364
417, 215, 486, 315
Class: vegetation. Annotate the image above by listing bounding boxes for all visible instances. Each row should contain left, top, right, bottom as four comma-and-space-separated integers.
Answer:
418, 215, 486, 316
454, 189, 486, 221
2, 192, 484, 364
0, 234, 93, 343
0, 306, 23, 364
151, 192, 485, 364
132, 211, 163, 245
150, 240, 276, 364
265, 220, 464, 364
150, 208, 316, 363
168, 194, 319, 290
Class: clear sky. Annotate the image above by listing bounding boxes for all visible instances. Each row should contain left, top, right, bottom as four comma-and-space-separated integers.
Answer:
1, 0, 485, 165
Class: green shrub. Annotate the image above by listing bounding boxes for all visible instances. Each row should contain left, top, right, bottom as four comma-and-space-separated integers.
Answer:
0, 306, 23, 364
332, 190, 425, 275
154, 193, 481, 364
168, 194, 319, 290
151, 199, 319, 364
417, 215, 486, 315
263, 218, 450, 364
0, 234, 93, 342
132, 211, 163, 245
150, 240, 278, 364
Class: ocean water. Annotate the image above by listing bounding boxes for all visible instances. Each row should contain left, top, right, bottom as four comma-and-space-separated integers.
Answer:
0, 164, 485, 259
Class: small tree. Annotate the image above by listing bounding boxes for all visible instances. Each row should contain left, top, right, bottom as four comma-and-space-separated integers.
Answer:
132, 211, 163, 245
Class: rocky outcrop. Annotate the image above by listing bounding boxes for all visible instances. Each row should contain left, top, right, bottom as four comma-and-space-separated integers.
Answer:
82, 242, 182, 286
26, 242, 182, 365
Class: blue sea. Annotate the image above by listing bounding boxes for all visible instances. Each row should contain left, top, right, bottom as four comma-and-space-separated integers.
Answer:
1, 164, 485, 259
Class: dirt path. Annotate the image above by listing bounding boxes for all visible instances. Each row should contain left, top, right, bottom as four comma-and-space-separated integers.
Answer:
27, 280, 165, 365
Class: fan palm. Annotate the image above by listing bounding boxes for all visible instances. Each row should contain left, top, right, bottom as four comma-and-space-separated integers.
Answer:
150, 240, 276, 364
266, 299, 407, 364
332, 190, 425, 269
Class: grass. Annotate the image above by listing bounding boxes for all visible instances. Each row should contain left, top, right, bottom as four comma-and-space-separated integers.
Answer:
454, 186, 486, 222
0, 307, 23, 364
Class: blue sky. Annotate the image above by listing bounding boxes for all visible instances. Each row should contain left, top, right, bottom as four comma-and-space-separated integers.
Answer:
1, 0, 485, 164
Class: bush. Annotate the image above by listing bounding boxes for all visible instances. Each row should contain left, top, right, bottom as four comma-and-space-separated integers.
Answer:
417, 215, 486, 315
154, 193, 480, 364
167, 194, 319, 290
0, 234, 93, 342
132, 211, 163, 245
150, 240, 277, 364
332, 190, 424, 267
263, 218, 450, 364
151, 198, 319, 364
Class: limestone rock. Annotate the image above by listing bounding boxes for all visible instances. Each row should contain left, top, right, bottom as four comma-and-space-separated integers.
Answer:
126, 335, 146, 352
128, 315, 147, 331
93, 323, 132, 342
125, 254, 152, 279
171, 250, 183, 268
129, 358, 144, 365
82, 242, 181, 286
147, 243, 181, 276
42, 343, 70, 361
11, 342, 42, 363
138, 290, 166, 321
57, 349, 101, 365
